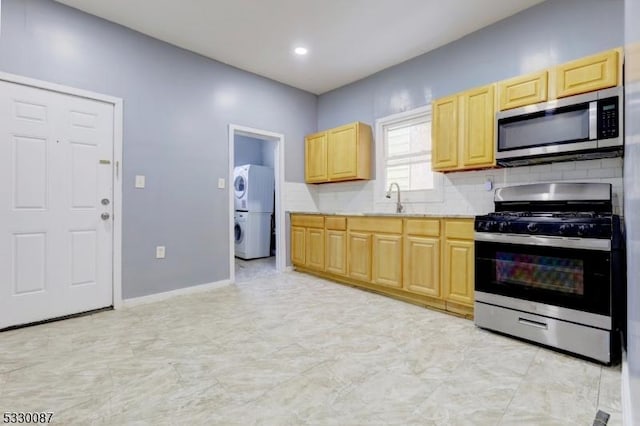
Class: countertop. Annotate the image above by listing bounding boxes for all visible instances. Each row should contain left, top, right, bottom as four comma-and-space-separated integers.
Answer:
287, 211, 475, 219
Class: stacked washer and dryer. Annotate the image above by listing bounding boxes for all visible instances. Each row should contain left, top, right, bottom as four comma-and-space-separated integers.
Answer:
233, 164, 275, 259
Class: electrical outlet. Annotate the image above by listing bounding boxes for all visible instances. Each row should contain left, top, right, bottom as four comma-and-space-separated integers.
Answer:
155, 246, 166, 259
135, 175, 146, 189
218, 178, 225, 189
484, 178, 493, 191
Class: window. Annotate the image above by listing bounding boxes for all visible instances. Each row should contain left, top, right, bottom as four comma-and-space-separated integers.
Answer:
376, 106, 442, 203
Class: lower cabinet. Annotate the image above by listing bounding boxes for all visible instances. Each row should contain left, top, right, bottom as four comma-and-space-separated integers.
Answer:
403, 235, 441, 298
347, 231, 372, 282
291, 226, 306, 266
291, 214, 475, 318
442, 219, 475, 315
372, 233, 402, 288
291, 215, 325, 272
306, 228, 325, 271
325, 229, 347, 276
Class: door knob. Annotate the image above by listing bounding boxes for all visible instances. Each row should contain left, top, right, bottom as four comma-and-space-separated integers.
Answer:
101, 212, 110, 221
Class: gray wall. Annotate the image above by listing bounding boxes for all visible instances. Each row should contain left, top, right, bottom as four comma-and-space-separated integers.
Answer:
0, 0, 317, 298
234, 135, 265, 167
624, 0, 640, 421
318, 0, 624, 130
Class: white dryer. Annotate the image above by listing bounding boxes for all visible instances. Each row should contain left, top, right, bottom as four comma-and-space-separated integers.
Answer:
234, 211, 272, 259
234, 164, 274, 212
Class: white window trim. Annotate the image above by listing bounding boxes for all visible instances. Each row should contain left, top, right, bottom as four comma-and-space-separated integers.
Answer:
375, 105, 443, 206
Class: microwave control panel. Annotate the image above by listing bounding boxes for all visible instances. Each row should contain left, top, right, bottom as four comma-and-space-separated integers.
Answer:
598, 97, 619, 139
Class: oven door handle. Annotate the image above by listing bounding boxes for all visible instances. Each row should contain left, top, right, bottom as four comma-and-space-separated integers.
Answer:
474, 232, 611, 251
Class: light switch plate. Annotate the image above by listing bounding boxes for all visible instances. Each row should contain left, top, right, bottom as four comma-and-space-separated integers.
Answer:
135, 175, 146, 189
218, 178, 225, 189
156, 246, 166, 259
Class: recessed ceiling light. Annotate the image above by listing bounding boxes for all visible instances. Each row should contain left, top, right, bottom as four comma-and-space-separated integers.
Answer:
294, 47, 308, 56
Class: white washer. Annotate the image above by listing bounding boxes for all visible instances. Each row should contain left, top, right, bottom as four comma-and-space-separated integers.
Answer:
234, 211, 272, 259
234, 164, 275, 212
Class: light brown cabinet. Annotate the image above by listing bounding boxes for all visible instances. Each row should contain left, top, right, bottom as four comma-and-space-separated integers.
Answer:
325, 217, 347, 276
432, 84, 496, 172
291, 215, 325, 272
347, 231, 372, 282
372, 233, 403, 289
497, 48, 622, 111
291, 214, 475, 319
498, 70, 548, 111
304, 122, 371, 184
554, 49, 619, 98
347, 217, 402, 285
442, 219, 475, 314
432, 95, 459, 170
304, 132, 328, 183
403, 219, 441, 302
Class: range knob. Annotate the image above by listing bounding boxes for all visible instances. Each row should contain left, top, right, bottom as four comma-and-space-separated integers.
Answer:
526, 223, 538, 233
498, 221, 510, 232
559, 224, 573, 235
577, 224, 595, 236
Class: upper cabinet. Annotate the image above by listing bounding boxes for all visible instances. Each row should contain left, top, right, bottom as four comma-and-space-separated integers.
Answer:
498, 48, 622, 111
498, 70, 548, 111
432, 83, 496, 172
432, 95, 458, 170
554, 49, 620, 98
304, 122, 371, 184
304, 132, 328, 183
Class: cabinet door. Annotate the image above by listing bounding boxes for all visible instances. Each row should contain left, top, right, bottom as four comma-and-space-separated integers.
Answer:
291, 226, 306, 266
372, 234, 402, 289
432, 95, 459, 171
498, 71, 548, 111
348, 231, 372, 282
555, 50, 619, 98
460, 84, 495, 168
306, 228, 325, 271
305, 132, 328, 183
403, 236, 440, 297
443, 239, 474, 306
327, 123, 358, 180
325, 230, 347, 276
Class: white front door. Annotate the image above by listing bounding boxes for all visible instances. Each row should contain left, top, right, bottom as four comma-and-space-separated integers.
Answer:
0, 81, 114, 329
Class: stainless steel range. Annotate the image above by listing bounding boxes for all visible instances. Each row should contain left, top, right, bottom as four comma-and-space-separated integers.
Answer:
474, 183, 624, 364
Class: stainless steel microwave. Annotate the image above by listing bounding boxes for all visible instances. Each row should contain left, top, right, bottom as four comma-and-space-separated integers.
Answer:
496, 87, 623, 166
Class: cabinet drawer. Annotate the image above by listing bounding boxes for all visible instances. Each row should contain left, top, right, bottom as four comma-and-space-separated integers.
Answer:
325, 216, 346, 230
291, 215, 324, 228
444, 220, 474, 239
348, 217, 402, 234
404, 219, 440, 237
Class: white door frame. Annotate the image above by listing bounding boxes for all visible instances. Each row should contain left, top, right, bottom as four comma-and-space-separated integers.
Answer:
0, 71, 124, 309
228, 124, 285, 281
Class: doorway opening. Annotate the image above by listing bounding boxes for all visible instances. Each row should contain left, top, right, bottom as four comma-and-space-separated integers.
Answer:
228, 125, 285, 283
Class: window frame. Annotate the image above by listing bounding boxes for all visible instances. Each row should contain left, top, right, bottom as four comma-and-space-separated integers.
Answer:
374, 105, 443, 206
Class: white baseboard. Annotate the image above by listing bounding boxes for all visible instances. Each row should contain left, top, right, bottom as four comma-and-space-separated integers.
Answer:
122, 279, 232, 308
621, 349, 635, 426
285, 266, 294, 272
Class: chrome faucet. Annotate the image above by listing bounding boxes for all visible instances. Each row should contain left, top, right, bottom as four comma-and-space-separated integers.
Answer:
386, 182, 403, 213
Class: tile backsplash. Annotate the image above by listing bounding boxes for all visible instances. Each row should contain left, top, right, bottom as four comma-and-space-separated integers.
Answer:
284, 158, 623, 216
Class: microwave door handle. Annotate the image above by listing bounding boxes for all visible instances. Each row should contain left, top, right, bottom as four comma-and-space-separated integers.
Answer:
589, 101, 597, 140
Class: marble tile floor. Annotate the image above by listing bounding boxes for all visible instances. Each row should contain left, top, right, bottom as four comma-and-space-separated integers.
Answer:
235, 256, 277, 283
0, 271, 622, 425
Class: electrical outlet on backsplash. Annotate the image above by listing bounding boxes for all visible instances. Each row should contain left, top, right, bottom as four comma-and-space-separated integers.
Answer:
300, 157, 623, 216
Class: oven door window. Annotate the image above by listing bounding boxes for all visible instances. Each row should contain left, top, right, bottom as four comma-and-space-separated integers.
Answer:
476, 241, 610, 316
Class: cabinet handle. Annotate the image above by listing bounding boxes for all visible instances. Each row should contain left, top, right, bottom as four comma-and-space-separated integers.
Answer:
518, 317, 548, 330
